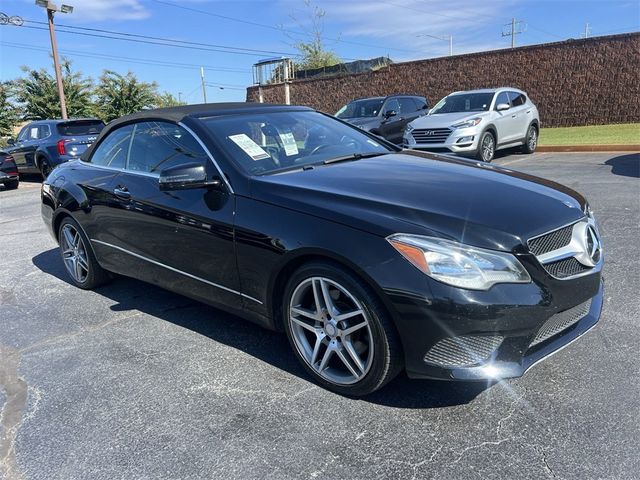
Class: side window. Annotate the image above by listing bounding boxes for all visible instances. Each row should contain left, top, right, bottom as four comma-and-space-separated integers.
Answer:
398, 98, 418, 114
17, 126, 29, 142
126, 121, 208, 174
39, 124, 51, 139
509, 92, 526, 107
494, 92, 510, 109
414, 98, 429, 110
28, 125, 40, 140
88, 124, 135, 169
383, 98, 400, 115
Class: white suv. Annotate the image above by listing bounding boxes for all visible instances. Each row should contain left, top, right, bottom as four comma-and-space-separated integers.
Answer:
403, 88, 540, 162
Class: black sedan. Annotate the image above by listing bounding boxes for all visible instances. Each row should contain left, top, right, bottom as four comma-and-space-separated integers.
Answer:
41, 103, 604, 396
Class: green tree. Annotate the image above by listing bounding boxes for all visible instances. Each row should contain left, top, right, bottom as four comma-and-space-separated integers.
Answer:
0, 82, 22, 142
94, 71, 158, 122
14, 60, 93, 120
155, 91, 186, 108
286, 0, 341, 70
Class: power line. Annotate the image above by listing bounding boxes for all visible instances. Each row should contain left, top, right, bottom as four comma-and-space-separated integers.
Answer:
149, 0, 424, 55
502, 18, 526, 48
0, 41, 250, 74
17, 22, 298, 58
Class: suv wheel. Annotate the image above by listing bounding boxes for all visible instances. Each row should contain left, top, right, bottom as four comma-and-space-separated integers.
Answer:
476, 131, 495, 162
40, 159, 52, 179
283, 261, 402, 396
523, 125, 538, 154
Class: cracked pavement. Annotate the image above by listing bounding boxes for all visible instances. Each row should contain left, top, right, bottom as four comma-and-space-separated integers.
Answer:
1, 153, 639, 479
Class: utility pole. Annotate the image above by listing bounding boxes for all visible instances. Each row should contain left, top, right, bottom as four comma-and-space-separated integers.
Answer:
502, 18, 525, 48
35, 1, 74, 119
583, 22, 591, 38
200, 67, 207, 103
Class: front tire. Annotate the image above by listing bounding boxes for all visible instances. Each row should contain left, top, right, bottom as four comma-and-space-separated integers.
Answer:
523, 124, 538, 154
283, 261, 402, 396
58, 216, 111, 290
476, 131, 496, 162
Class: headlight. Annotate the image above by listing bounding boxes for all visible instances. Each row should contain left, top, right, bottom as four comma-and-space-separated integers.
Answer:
451, 117, 482, 129
387, 234, 531, 290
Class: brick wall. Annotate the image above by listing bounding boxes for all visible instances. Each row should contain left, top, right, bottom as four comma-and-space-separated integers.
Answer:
246, 33, 640, 127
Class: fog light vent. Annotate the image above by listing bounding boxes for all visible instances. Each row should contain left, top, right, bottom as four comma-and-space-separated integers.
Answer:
530, 299, 592, 347
424, 335, 504, 368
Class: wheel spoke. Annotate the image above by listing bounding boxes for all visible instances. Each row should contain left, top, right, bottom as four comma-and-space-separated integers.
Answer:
62, 227, 75, 249
319, 279, 337, 316
310, 333, 326, 366
317, 346, 334, 372
342, 339, 365, 373
311, 278, 324, 315
341, 320, 368, 337
290, 316, 317, 333
74, 257, 83, 281
62, 248, 74, 257
76, 253, 89, 271
335, 347, 360, 378
291, 306, 319, 321
334, 309, 363, 322
73, 232, 81, 248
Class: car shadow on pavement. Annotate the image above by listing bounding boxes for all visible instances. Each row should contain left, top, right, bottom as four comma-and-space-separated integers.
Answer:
32, 248, 492, 408
604, 153, 640, 178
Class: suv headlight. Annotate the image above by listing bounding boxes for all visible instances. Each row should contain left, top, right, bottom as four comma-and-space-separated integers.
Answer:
387, 234, 531, 290
451, 117, 482, 129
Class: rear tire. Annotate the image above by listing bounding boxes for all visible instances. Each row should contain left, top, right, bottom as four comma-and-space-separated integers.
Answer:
283, 261, 403, 396
4, 180, 19, 190
40, 159, 52, 179
58, 216, 111, 290
475, 131, 495, 162
523, 124, 538, 154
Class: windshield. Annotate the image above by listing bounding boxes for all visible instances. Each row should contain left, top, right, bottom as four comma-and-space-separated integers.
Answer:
57, 120, 105, 136
201, 111, 394, 175
335, 98, 384, 119
430, 92, 495, 114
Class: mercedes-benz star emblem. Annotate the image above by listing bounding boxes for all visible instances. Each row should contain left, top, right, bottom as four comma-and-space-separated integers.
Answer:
575, 223, 601, 267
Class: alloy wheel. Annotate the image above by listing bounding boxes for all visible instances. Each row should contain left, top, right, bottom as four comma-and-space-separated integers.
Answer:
60, 224, 90, 283
288, 277, 374, 385
527, 127, 538, 151
482, 134, 495, 161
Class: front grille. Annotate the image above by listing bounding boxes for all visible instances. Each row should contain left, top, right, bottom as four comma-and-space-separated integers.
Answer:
412, 128, 452, 144
423, 335, 504, 367
528, 224, 573, 256
544, 257, 591, 279
530, 299, 592, 347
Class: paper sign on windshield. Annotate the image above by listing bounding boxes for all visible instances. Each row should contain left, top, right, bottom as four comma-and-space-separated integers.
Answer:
279, 132, 299, 156
228, 134, 270, 161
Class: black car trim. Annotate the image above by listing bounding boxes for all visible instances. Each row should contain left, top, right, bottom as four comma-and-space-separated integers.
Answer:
91, 239, 263, 305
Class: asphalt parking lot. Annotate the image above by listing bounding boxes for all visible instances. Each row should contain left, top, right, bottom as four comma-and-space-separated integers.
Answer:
1, 152, 639, 480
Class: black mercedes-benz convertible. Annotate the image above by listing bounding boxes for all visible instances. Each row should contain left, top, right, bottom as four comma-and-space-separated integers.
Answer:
41, 103, 603, 396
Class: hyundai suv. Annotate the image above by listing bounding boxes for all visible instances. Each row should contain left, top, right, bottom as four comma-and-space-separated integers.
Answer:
403, 88, 539, 162
336, 95, 429, 144
3, 118, 105, 178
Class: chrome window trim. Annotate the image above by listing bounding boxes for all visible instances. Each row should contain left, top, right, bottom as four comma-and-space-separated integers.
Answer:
178, 122, 234, 194
91, 239, 262, 304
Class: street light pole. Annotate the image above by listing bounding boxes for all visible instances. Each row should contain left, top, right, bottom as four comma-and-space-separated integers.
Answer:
36, 1, 73, 119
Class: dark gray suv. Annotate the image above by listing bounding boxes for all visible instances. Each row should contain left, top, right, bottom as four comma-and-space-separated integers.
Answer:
4, 118, 105, 177
335, 95, 429, 144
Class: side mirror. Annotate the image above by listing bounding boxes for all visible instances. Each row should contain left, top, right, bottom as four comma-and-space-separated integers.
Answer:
496, 103, 510, 111
158, 163, 223, 191
383, 110, 397, 119
6, 138, 15, 146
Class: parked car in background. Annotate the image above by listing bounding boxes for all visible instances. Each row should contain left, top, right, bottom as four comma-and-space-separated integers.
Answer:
42, 103, 602, 396
3, 118, 105, 178
0, 153, 19, 190
336, 95, 429, 144
403, 88, 539, 162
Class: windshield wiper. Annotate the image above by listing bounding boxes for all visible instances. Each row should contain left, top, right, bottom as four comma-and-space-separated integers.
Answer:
323, 152, 390, 165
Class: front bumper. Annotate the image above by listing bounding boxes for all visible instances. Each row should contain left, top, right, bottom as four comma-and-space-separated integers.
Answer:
403, 125, 482, 154
385, 253, 604, 381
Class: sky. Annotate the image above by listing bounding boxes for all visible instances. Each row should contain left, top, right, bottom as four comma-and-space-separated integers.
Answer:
0, 0, 638, 104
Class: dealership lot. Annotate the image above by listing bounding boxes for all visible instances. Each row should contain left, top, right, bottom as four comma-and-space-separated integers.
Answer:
1, 152, 639, 479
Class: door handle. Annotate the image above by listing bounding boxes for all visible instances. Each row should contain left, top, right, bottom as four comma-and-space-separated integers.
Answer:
113, 186, 131, 200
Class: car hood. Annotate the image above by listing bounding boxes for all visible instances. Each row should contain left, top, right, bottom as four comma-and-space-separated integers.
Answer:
410, 112, 490, 129
249, 151, 586, 252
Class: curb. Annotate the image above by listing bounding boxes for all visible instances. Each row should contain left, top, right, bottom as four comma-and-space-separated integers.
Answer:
537, 144, 640, 153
